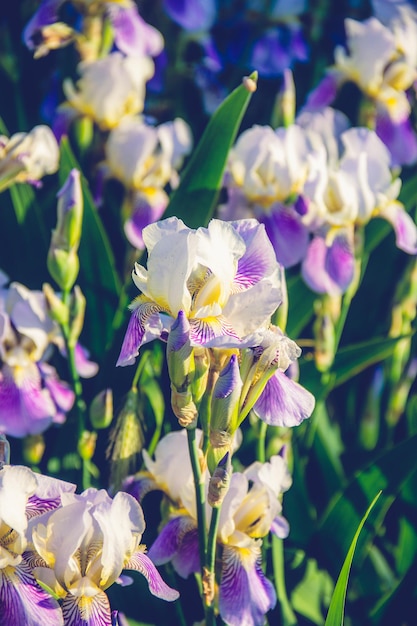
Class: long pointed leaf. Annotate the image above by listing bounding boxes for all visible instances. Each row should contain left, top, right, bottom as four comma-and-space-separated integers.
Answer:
163, 72, 257, 228
324, 491, 382, 626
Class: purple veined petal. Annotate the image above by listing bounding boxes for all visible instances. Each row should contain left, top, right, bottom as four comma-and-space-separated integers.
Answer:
378, 202, 417, 255
38, 362, 75, 412
123, 550, 179, 601
122, 472, 159, 502
303, 72, 340, 111
148, 515, 200, 579
214, 354, 241, 399
270, 515, 290, 539
116, 301, 163, 367
22, 0, 64, 50
229, 220, 278, 289
253, 369, 315, 427
301, 236, 342, 295
61, 590, 111, 626
325, 233, 355, 292
219, 545, 276, 626
124, 196, 167, 250
0, 561, 63, 626
0, 366, 56, 437
107, 4, 164, 58
189, 315, 240, 348
259, 205, 309, 268
375, 112, 417, 168
163, 0, 217, 31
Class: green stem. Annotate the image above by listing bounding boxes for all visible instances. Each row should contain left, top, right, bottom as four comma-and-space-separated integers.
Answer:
187, 427, 207, 569
257, 421, 268, 463
205, 505, 221, 626
272, 535, 297, 626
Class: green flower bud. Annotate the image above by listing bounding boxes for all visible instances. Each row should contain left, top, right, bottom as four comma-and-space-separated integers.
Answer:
167, 310, 195, 391
68, 286, 86, 347
208, 452, 231, 508
54, 169, 83, 252
78, 430, 97, 461
47, 247, 79, 292
90, 389, 113, 429
42, 282, 69, 326
23, 434, 45, 465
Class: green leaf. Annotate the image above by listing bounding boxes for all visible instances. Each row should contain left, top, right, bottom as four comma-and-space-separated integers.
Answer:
59, 137, 122, 357
286, 273, 316, 338
301, 334, 413, 401
324, 491, 382, 626
291, 558, 333, 625
317, 433, 417, 576
163, 72, 257, 228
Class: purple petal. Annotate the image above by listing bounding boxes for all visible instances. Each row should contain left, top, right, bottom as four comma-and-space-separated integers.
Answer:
0, 562, 63, 626
325, 234, 355, 292
230, 220, 278, 288
107, 5, 164, 58
0, 367, 56, 437
122, 473, 159, 502
124, 197, 167, 250
304, 73, 340, 111
74, 344, 99, 378
189, 315, 240, 348
39, 362, 75, 412
22, 0, 64, 50
123, 551, 179, 601
254, 370, 315, 427
301, 236, 342, 295
259, 205, 309, 268
219, 546, 276, 626
271, 515, 290, 539
148, 516, 200, 579
163, 0, 216, 31
61, 591, 111, 626
116, 304, 154, 367
379, 203, 417, 254
376, 113, 417, 168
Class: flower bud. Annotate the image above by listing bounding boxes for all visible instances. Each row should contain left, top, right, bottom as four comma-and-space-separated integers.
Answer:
211, 354, 242, 434
170, 386, 198, 429
68, 286, 86, 347
47, 247, 80, 291
208, 452, 231, 508
78, 430, 97, 461
54, 169, 83, 251
90, 389, 113, 429
167, 311, 195, 392
42, 282, 69, 326
23, 434, 45, 465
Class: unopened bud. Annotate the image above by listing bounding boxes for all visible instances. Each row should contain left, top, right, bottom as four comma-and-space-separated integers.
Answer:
54, 169, 83, 251
208, 452, 231, 507
42, 282, 69, 326
211, 354, 242, 434
167, 311, 195, 391
171, 386, 198, 429
207, 430, 233, 474
47, 247, 80, 291
78, 430, 97, 461
23, 434, 45, 465
68, 286, 86, 347
90, 389, 113, 429
191, 347, 210, 406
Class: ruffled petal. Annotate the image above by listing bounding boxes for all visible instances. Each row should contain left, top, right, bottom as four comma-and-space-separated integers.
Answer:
219, 545, 276, 626
116, 301, 162, 366
0, 562, 63, 626
301, 236, 342, 295
123, 551, 179, 601
148, 516, 200, 579
108, 5, 164, 58
259, 205, 309, 267
61, 590, 111, 626
189, 315, 241, 347
378, 203, 417, 255
254, 370, 315, 427
325, 233, 355, 292
0, 367, 56, 437
230, 220, 278, 288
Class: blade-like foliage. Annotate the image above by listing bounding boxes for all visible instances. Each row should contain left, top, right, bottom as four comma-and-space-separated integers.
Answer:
163, 72, 258, 228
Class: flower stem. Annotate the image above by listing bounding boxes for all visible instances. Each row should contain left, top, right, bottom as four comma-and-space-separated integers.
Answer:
272, 534, 297, 626
257, 420, 268, 463
187, 427, 207, 569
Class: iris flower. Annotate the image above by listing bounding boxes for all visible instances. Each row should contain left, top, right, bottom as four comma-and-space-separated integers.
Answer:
117, 217, 281, 366
30, 488, 179, 626
0, 464, 75, 626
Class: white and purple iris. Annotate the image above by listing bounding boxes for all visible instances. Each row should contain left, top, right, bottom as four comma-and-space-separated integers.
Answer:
117, 217, 281, 366
0, 282, 75, 438
125, 432, 291, 626
0, 465, 75, 626
29, 488, 179, 626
